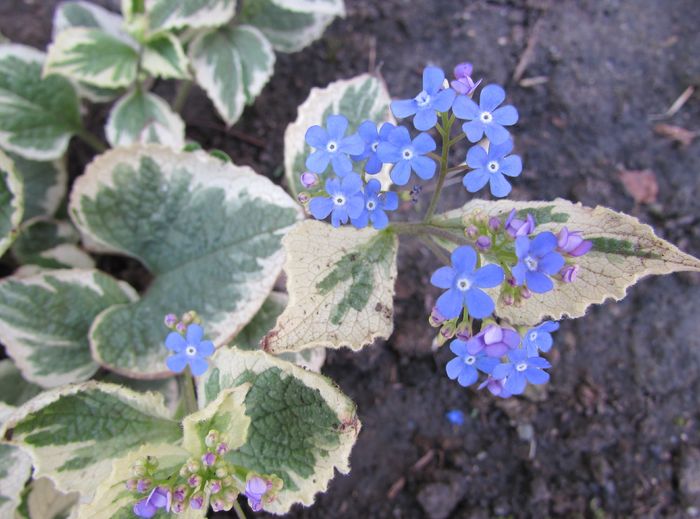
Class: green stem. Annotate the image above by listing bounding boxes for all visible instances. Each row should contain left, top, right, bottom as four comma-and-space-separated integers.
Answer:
173, 80, 193, 114
77, 130, 107, 153
232, 500, 247, 519
181, 367, 198, 415
423, 112, 454, 222
419, 236, 450, 264
445, 164, 469, 177
390, 221, 469, 246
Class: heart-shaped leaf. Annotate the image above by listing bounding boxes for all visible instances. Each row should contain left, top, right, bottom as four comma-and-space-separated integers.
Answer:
0, 45, 81, 160
69, 145, 302, 378
0, 151, 24, 256
435, 198, 700, 325
0, 269, 137, 388
198, 348, 360, 514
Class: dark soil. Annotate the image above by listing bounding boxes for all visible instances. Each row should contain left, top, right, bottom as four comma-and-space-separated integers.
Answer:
3, 0, 700, 517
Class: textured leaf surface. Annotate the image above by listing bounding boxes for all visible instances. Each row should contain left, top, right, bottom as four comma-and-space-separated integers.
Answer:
0, 151, 24, 256
12, 219, 93, 270
145, 0, 236, 30
14, 478, 79, 519
263, 220, 397, 353
198, 348, 360, 513
106, 90, 185, 148
142, 33, 190, 80
284, 73, 394, 197
0, 269, 137, 387
437, 199, 700, 325
8, 154, 66, 222
0, 442, 32, 518
45, 28, 138, 88
97, 373, 180, 417
190, 25, 274, 126
240, 0, 338, 53
0, 45, 81, 160
0, 360, 41, 407
69, 145, 302, 377
2, 382, 182, 500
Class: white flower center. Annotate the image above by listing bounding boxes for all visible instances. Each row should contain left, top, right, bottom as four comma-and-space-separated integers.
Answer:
464, 355, 476, 365
524, 255, 538, 271
185, 345, 197, 356
415, 90, 431, 108
480, 111, 493, 123
371, 141, 379, 152
366, 200, 376, 210
402, 148, 413, 160
529, 331, 538, 342
487, 160, 499, 173
334, 195, 346, 206
516, 362, 528, 372
456, 277, 472, 291
326, 141, 338, 152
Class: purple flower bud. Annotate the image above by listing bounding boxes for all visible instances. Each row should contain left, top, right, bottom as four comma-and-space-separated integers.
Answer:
465, 224, 478, 238
507, 276, 517, 287
189, 493, 204, 510
520, 287, 532, 299
297, 192, 310, 204
209, 480, 222, 494
429, 306, 446, 327
440, 325, 455, 340
205, 430, 219, 448
215, 467, 228, 479
171, 502, 185, 513
181, 311, 196, 325
502, 294, 515, 306
201, 452, 216, 467
505, 209, 536, 238
300, 171, 319, 189
133, 486, 171, 518
455, 328, 471, 341
488, 216, 501, 231
450, 62, 482, 95
211, 498, 228, 512
245, 477, 272, 513
478, 376, 512, 398
175, 322, 187, 335
164, 313, 178, 328
136, 479, 152, 493
173, 485, 187, 503
187, 475, 202, 488
556, 227, 593, 257
466, 324, 520, 358
216, 442, 229, 455
560, 264, 579, 283
475, 235, 491, 251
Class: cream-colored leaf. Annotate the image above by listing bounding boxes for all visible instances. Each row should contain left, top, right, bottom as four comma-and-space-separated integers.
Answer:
15, 478, 79, 519
436, 198, 700, 326
263, 220, 397, 353
141, 32, 190, 80
0, 151, 24, 256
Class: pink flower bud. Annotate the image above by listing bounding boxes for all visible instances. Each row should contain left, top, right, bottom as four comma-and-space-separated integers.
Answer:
164, 313, 178, 328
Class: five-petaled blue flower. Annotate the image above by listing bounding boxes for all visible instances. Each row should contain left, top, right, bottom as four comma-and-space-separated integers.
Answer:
377, 126, 436, 185
452, 84, 518, 144
492, 349, 551, 395
305, 114, 364, 176
446, 338, 499, 387
523, 321, 559, 356
352, 121, 394, 174
391, 66, 456, 131
464, 139, 522, 197
165, 323, 214, 376
512, 232, 566, 293
351, 179, 398, 230
430, 245, 504, 319
309, 173, 364, 227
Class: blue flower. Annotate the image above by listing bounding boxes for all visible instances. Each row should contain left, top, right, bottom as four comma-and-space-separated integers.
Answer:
445, 409, 465, 425
452, 84, 518, 144
523, 321, 560, 356
377, 126, 436, 185
391, 66, 456, 131
245, 476, 272, 512
351, 121, 394, 174
430, 245, 504, 319
133, 487, 171, 518
305, 114, 364, 176
512, 232, 566, 293
492, 349, 551, 395
446, 338, 499, 387
165, 324, 214, 376
309, 173, 364, 227
351, 179, 398, 230
464, 139, 522, 197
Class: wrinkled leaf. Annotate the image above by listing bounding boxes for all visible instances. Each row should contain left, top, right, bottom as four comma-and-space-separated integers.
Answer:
436, 198, 700, 325
12, 218, 93, 270
263, 220, 397, 353
106, 90, 185, 148
0, 269, 137, 387
7, 153, 66, 222
0, 44, 81, 160
145, 0, 236, 31
2, 382, 182, 501
199, 348, 360, 513
69, 145, 301, 377
284, 73, 394, 197
0, 151, 24, 256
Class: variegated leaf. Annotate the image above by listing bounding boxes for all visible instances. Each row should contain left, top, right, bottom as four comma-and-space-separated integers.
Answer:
13, 478, 79, 519
145, 0, 236, 31
11, 219, 94, 270
0, 360, 41, 407
7, 154, 67, 222
142, 33, 190, 80
0, 150, 24, 256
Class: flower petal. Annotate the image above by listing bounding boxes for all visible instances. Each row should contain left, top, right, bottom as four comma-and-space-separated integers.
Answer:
365, 154, 382, 174
351, 210, 369, 229
525, 368, 549, 385
525, 270, 554, 293
346, 193, 366, 218
390, 160, 411, 185
412, 132, 437, 154
309, 196, 334, 220
457, 366, 478, 387
492, 363, 511, 380
383, 191, 399, 210
472, 264, 504, 288
188, 356, 209, 377
305, 125, 328, 149
466, 144, 488, 168
413, 108, 437, 131
539, 251, 566, 274
166, 353, 188, 373
450, 339, 469, 356
452, 95, 481, 120
341, 172, 362, 194
463, 120, 485, 143
326, 114, 348, 141
539, 321, 560, 333
339, 133, 365, 155
488, 138, 513, 158
479, 84, 505, 112
165, 332, 186, 353
331, 153, 353, 176
465, 288, 495, 319
531, 232, 558, 257
432, 88, 456, 112
515, 236, 531, 258
377, 142, 401, 163
499, 155, 522, 177
446, 357, 464, 380
536, 333, 553, 353
196, 340, 215, 357
410, 155, 436, 180
186, 324, 203, 345
436, 288, 463, 319
484, 123, 511, 145
305, 149, 330, 173
388, 125, 411, 147
493, 105, 519, 126
511, 262, 527, 285
431, 266, 456, 289
463, 169, 489, 192
504, 371, 527, 395
357, 120, 378, 142
370, 209, 389, 230
488, 173, 512, 198
391, 99, 418, 119
423, 66, 445, 94
451, 245, 476, 272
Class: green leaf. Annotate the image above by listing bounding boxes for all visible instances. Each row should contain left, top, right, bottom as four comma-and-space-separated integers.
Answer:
189, 25, 275, 125
271, 0, 345, 15
2, 382, 183, 500
142, 32, 190, 80
0, 269, 137, 388
263, 221, 397, 353
198, 348, 360, 513
13, 477, 79, 519
106, 89, 185, 148
0, 45, 81, 161
11, 218, 94, 270
240, 0, 340, 53
69, 145, 302, 377
0, 151, 24, 256
146, 0, 236, 31
0, 360, 42, 407
0, 442, 32, 518
7, 153, 66, 222
97, 372, 180, 416
436, 198, 700, 326
45, 28, 139, 88
284, 73, 394, 198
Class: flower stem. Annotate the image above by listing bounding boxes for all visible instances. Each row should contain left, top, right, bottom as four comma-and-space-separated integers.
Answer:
233, 500, 247, 519
390, 221, 469, 246
77, 130, 107, 153
423, 112, 455, 222
181, 367, 198, 415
